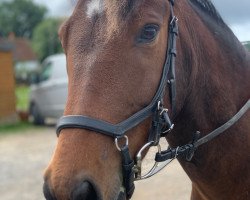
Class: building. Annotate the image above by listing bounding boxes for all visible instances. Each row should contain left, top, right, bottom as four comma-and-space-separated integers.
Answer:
0, 40, 18, 125
6, 34, 39, 82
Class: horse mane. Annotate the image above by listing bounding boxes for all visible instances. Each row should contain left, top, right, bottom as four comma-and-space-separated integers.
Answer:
105, 0, 246, 60
189, 0, 247, 61
189, 0, 225, 25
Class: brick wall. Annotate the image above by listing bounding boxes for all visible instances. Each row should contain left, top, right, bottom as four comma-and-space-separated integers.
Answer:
0, 51, 16, 121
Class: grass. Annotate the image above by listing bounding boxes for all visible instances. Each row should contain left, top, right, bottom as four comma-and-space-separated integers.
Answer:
0, 122, 34, 134
0, 85, 33, 134
15, 85, 30, 111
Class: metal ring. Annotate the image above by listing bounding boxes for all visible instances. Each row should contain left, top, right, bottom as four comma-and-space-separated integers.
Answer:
157, 101, 162, 110
175, 146, 179, 159
135, 143, 172, 180
115, 136, 129, 152
160, 108, 168, 116
162, 124, 175, 134
170, 16, 178, 25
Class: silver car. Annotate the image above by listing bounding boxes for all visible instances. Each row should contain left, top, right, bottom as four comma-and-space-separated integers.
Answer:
29, 54, 67, 125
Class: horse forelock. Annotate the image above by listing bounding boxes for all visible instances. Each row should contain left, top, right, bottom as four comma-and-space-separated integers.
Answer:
83, 0, 145, 37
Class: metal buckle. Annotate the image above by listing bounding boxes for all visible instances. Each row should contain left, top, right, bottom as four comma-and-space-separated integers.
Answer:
133, 141, 173, 180
160, 108, 168, 116
157, 101, 162, 111
157, 101, 168, 115
115, 136, 129, 152
162, 124, 175, 134
170, 16, 178, 25
157, 101, 174, 134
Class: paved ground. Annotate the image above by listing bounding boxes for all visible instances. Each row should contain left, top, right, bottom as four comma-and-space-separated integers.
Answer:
0, 127, 191, 200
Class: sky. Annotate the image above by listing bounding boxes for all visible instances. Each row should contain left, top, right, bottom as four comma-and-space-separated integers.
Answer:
33, 0, 250, 42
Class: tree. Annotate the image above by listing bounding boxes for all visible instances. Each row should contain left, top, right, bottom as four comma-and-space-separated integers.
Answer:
244, 42, 250, 51
0, 0, 47, 38
32, 18, 63, 61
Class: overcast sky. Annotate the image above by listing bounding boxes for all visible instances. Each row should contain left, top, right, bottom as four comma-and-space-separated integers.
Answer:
34, 0, 250, 42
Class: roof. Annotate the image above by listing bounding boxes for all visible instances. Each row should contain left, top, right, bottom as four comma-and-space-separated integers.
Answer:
0, 37, 37, 61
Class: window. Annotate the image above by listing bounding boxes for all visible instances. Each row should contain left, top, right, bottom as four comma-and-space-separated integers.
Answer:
40, 62, 52, 82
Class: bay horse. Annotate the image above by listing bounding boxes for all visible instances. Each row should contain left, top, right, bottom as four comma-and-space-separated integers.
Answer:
43, 0, 250, 199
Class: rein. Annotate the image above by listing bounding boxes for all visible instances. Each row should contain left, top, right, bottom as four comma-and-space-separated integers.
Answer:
155, 99, 250, 163
56, 0, 250, 199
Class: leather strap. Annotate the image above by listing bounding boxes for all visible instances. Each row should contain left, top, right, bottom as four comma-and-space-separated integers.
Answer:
120, 146, 135, 199
167, 17, 178, 114
155, 100, 250, 162
57, 102, 158, 137
195, 99, 250, 148
56, 4, 177, 139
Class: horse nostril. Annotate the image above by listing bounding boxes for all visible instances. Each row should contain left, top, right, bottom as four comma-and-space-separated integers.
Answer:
43, 182, 56, 200
72, 181, 99, 200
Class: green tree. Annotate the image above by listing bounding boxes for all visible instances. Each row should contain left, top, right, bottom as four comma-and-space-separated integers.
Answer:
0, 0, 47, 38
32, 18, 63, 61
244, 41, 250, 51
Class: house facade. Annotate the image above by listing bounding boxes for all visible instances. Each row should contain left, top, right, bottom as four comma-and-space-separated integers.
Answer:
5, 34, 39, 83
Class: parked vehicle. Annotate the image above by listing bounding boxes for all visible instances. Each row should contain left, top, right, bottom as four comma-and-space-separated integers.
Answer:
29, 54, 67, 125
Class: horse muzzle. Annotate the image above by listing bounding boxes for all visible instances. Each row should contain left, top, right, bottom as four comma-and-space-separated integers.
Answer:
43, 179, 101, 200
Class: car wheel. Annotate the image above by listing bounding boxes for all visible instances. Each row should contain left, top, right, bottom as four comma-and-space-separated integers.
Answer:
30, 104, 45, 125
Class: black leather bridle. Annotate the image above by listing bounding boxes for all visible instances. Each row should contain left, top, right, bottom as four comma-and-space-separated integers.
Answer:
56, 0, 250, 199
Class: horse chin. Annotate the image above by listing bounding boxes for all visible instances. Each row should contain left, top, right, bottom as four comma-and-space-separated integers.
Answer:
107, 183, 127, 200
116, 190, 126, 200
112, 188, 126, 200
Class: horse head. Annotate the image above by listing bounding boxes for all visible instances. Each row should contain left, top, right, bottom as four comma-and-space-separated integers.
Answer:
43, 1, 182, 199
43, 0, 250, 199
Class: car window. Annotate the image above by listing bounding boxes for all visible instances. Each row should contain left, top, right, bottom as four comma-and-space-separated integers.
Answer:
51, 57, 67, 79
40, 62, 52, 82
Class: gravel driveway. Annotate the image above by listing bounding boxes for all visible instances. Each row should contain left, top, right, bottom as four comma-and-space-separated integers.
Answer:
0, 127, 191, 200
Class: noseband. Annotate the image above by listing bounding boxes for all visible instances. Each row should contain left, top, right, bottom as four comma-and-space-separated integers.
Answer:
56, 0, 250, 199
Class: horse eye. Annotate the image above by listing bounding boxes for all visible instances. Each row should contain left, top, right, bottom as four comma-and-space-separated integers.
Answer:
138, 24, 159, 43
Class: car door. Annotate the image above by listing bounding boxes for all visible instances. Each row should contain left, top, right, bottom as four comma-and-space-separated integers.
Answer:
46, 56, 67, 118
31, 54, 67, 119
33, 60, 54, 118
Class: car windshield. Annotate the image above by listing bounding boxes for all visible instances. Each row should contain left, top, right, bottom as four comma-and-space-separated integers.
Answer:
40, 62, 52, 82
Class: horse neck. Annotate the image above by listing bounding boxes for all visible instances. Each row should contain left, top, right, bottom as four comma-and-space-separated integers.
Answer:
171, 10, 250, 140
166, 4, 250, 197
